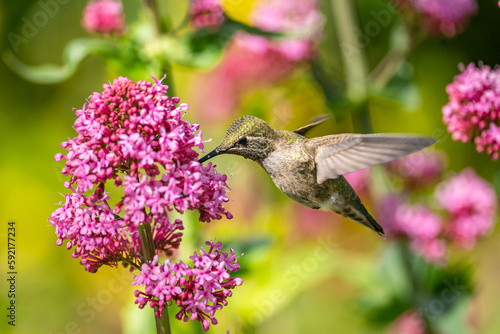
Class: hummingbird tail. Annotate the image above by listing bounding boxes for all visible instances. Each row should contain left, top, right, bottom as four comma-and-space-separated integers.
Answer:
364, 213, 385, 237
336, 204, 385, 236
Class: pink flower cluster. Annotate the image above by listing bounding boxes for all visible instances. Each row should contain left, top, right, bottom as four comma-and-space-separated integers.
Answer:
394, 0, 477, 37
82, 0, 126, 35
49, 76, 232, 273
189, 0, 226, 30
379, 168, 497, 262
385, 149, 447, 188
133, 241, 243, 331
443, 63, 500, 159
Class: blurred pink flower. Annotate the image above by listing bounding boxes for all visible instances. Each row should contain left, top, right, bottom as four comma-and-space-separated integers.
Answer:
379, 167, 497, 261
189, 0, 225, 30
378, 194, 405, 233
192, 34, 298, 123
193, 0, 323, 123
390, 310, 426, 334
133, 241, 242, 332
380, 196, 445, 262
49, 76, 232, 273
442, 63, 500, 159
436, 168, 497, 249
344, 168, 371, 197
251, 0, 322, 33
291, 203, 339, 239
411, 238, 447, 263
395, 0, 477, 37
385, 149, 447, 188
250, 0, 322, 61
396, 204, 442, 241
82, 0, 126, 35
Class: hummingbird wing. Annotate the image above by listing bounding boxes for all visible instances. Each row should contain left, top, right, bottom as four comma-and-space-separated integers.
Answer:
293, 115, 331, 136
308, 134, 437, 184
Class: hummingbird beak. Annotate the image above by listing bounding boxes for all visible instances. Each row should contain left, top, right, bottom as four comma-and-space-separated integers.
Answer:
198, 148, 221, 163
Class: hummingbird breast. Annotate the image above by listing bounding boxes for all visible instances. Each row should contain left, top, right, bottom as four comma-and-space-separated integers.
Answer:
261, 140, 331, 209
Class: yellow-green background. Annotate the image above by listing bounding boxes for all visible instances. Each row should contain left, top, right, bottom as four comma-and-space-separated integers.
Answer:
1, 0, 500, 333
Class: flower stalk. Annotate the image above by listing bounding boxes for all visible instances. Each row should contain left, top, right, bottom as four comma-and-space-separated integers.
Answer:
331, 0, 373, 134
139, 224, 172, 334
331, 0, 368, 103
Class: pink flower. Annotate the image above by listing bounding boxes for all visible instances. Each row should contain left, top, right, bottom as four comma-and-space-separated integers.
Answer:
397, 204, 442, 241
379, 195, 446, 262
379, 167, 497, 261
49, 76, 232, 273
390, 310, 426, 334
378, 194, 405, 234
394, 0, 477, 37
411, 238, 447, 263
475, 123, 500, 159
82, 0, 126, 35
385, 149, 447, 188
133, 241, 242, 332
435, 168, 497, 249
189, 0, 225, 30
442, 63, 500, 159
251, 0, 322, 32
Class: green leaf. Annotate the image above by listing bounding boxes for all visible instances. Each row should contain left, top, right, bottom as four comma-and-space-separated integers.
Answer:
3, 38, 114, 84
358, 296, 410, 325
379, 241, 414, 299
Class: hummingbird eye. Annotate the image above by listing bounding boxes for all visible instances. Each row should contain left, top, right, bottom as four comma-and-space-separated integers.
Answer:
238, 137, 248, 146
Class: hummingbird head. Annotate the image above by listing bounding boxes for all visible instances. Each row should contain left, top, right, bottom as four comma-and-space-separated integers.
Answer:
199, 116, 276, 163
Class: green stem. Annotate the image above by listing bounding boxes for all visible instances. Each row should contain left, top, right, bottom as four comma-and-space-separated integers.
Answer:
330, 0, 369, 103
352, 101, 373, 134
162, 61, 175, 98
369, 49, 406, 92
368, 24, 411, 92
399, 240, 418, 305
331, 0, 374, 133
138, 223, 156, 262
399, 241, 437, 334
145, 0, 172, 35
139, 223, 172, 334
143, 0, 175, 94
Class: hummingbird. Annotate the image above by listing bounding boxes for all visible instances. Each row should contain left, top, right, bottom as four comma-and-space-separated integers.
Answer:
198, 116, 436, 236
